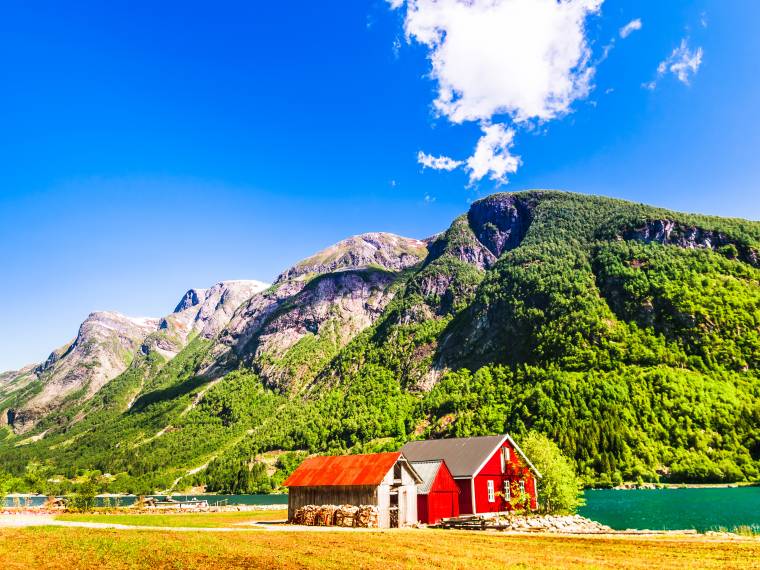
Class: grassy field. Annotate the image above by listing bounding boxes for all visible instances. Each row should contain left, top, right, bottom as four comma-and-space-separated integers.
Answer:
1, 526, 759, 569
53, 508, 288, 528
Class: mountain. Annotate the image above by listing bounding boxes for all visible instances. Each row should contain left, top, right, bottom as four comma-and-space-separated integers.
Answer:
1, 191, 758, 494
205, 233, 429, 391
0, 280, 267, 434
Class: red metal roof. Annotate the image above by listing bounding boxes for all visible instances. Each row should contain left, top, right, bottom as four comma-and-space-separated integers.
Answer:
283, 452, 401, 487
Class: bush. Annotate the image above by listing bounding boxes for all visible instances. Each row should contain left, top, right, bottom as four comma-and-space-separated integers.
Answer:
521, 432, 583, 514
68, 477, 98, 512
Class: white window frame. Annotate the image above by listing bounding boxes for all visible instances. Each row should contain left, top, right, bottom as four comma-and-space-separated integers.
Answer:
503, 480, 511, 502
519, 481, 525, 496
487, 479, 495, 503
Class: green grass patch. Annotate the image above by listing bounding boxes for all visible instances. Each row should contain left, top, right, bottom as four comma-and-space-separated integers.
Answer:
54, 509, 287, 528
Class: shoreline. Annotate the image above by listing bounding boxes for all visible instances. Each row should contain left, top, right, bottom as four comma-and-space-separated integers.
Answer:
6, 483, 757, 499
0, 512, 757, 541
589, 482, 760, 491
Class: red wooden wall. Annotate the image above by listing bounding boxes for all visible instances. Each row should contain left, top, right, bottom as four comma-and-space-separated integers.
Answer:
473, 439, 538, 514
418, 461, 460, 524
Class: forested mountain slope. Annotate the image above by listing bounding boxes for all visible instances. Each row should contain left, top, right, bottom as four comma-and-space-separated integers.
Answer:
1, 191, 758, 494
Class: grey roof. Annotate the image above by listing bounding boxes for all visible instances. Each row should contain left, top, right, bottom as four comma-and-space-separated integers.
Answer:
409, 460, 442, 494
401, 435, 542, 479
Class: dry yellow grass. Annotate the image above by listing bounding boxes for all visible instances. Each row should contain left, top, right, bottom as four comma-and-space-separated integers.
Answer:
1, 527, 759, 570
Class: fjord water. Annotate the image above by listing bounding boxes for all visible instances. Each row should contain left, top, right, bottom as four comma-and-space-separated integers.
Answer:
6, 488, 760, 532
579, 487, 760, 532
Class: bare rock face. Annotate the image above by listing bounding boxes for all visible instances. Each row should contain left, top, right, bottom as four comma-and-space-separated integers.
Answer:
9, 312, 159, 432
206, 233, 429, 386
173, 288, 209, 313
425, 195, 534, 273
467, 194, 533, 261
622, 220, 758, 266
158, 280, 269, 354
253, 270, 399, 391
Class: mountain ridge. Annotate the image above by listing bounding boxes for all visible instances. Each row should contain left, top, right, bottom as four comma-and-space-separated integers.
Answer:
1, 190, 758, 494
1, 279, 268, 432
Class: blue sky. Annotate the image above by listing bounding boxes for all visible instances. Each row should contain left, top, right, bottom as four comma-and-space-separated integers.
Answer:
1, 0, 758, 370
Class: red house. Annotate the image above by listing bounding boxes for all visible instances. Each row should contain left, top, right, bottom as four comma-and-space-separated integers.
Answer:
410, 460, 460, 524
401, 434, 541, 515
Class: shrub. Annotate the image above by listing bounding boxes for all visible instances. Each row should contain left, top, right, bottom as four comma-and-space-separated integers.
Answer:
521, 432, 583, 514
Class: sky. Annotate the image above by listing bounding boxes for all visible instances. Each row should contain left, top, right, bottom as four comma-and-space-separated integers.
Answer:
1, 0, 759, 370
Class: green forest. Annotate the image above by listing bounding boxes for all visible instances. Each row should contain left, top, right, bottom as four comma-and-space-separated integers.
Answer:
1, 191, 759, 496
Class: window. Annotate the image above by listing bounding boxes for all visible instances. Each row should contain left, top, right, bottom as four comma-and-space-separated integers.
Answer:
519, 481, 525, 496
500, 447, 511, 472
503, 481, 511, 502
487, 480, 495, 502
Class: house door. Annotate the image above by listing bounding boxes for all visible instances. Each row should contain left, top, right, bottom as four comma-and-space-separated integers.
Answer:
390, 492, 399, 528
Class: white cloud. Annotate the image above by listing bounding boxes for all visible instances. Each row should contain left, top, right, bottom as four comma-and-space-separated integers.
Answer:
418, 125, 521, 184
466, 124, 521, 185
619, 18, 642, 39
644, 38, 703, 89
417, 151, 463, 171
392, 0, 602, 125
389, 0, 602, 184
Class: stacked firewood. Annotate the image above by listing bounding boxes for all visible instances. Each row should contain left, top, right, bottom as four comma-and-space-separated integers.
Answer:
293, 505, 319, 525
334, 505, 359, 527
389, 507, 398, 528
354, 505, 378, 528
292, 504, 378, 528
316, 505, 339, 526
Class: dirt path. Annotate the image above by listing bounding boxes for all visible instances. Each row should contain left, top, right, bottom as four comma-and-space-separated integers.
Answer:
0, 514, 374, 533
1, 515, 758, 542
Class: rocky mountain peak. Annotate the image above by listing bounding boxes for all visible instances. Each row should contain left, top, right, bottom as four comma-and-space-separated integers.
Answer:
3, 280, 268, 433
162, 280, 269, 342
173, 288, 209, 313
276, 232, 428, 283
7, 311, 160, 433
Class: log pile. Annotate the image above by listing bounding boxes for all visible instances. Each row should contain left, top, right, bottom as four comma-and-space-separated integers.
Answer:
354, 505, 378, 528
292, 504, 378, 528
316, 505, 339, 526
389, 507, 398, 529
334, 505, 358, 527
293, 505, 318, 525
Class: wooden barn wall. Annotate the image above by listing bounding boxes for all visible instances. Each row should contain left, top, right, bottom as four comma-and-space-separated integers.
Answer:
380, 460, 418, 527
287, 486, 377, 521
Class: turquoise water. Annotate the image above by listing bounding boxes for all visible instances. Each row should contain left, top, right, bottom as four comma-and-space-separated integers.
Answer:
579, 487, 760, 532
6, 487, 760, 532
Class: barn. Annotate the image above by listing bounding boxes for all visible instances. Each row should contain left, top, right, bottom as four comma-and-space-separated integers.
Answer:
401, 434, 541, 515
410, 460, 460, 524
282, 451, 421, 528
